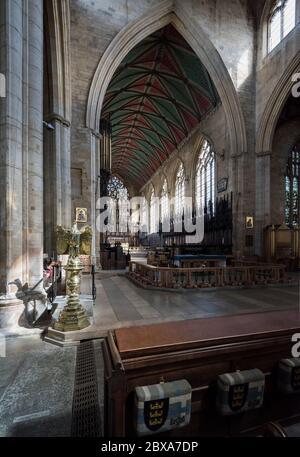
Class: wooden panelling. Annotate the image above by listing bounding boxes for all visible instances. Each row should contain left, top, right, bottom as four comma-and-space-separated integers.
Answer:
103, 310, 300, 437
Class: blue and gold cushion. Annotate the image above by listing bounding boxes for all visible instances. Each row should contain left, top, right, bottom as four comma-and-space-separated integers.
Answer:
134, 380, 192, 436
216, 369, 265, 415
278, 358, 300, 394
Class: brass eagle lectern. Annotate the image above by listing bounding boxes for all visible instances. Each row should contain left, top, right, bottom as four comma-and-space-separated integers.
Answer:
53, 221, 92, 332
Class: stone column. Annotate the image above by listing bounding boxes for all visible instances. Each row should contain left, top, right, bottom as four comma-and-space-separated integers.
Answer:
230, 153, 245, 258
0, 0, 24, 291
44, 116, 72, 257
26, 0, 44, 287
0, 0, 45, 331
91, 132, 100, 266
0, 0, 25, 327
255, 151, 271, 256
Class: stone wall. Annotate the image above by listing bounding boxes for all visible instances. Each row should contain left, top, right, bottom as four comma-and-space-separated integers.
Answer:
256, 0, 300, 127
254, 0, 300, 253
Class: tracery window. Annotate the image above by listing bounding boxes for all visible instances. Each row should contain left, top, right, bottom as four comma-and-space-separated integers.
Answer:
107, 175, 129, 232
150, 189, 158, 234
107, 175, 129, 201
268, 0, 296, 52
140, 195, 148, 233
195, 140, 215, 216
160, 179, 169, 223
285, 145, 300, 227
174, 163, 185, 218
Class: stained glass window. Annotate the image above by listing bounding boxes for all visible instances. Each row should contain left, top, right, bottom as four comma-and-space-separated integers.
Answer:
107, 175, 129, 201
285, 145, 300, 226
107, 175, 129, 232
195, 140, 215, 216
140, 196, 148, 233
174, 163, 185, 218
268, 0, 296, 53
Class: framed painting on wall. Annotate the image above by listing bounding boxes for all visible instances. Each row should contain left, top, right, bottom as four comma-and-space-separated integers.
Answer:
76, 207, 88, 223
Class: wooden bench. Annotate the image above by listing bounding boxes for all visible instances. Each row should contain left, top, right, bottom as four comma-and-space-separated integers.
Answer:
103, 310, 300, 437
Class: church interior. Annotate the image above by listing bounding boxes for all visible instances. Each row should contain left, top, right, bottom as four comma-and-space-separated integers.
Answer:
0, 0, 300, 439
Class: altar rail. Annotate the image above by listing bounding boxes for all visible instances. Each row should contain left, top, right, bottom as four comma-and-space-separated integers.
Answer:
128, 261, 287, 289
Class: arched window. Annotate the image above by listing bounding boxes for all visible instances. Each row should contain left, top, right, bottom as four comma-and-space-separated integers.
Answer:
195, 139, 216, 216
140, 195, 148, 233
160, 179, 169, 223
174, 163, 185, 218
268, 0, 296, 53
285, 145, 300, 226
107, 175, 129, 200
150, 189, 158, 234
107, 175, 129, 232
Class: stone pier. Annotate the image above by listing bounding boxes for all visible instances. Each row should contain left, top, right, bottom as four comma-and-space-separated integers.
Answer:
0, 0, 44, 331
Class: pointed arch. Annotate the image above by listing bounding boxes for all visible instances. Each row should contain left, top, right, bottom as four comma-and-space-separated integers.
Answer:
160, 176, 170, 226
160, 173, 170, 195
174, 160, 186, 218
256, 53, 300, 154
149, 185, 159, 234
86, 0, 246, 157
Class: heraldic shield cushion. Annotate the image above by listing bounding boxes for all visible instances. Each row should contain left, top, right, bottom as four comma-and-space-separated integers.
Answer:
134, 380, 192, 436
216, 369, 265, 416
278, 358, 300, 394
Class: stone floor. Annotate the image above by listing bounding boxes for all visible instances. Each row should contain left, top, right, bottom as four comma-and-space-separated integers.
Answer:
0, 274, 299, 437
0, 336, 104, 437
87, 273, 299, 334
0, 336, 77, 437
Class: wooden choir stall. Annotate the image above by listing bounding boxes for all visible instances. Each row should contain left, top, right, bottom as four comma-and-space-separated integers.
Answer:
265, 224, 299, 270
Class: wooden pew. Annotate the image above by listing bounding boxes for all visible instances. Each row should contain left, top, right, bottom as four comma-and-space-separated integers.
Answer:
103, 310, 300, 437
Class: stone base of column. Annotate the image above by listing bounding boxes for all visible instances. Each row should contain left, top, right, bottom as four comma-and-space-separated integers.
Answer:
0, 294, 24, 330
0, 294, 51, 337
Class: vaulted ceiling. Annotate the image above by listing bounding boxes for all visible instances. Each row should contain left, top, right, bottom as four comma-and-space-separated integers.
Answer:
101, 24, 219, 189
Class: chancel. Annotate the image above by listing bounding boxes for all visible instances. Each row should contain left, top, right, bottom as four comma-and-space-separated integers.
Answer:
0, 0, 300, 440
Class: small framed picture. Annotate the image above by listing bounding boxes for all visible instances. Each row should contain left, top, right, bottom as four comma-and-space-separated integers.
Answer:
246, 216, 254, 229
76, 207, 88, 223
217, 177, 228, 193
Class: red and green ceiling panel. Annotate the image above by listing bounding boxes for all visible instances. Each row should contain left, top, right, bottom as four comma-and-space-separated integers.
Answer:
101, 24, 219, 189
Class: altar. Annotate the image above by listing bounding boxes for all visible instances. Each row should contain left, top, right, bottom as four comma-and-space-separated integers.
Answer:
173, 254, 227, 268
